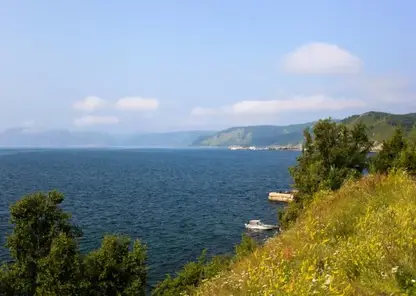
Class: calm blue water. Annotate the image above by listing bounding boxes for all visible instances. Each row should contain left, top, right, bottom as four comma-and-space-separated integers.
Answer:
0, 148, 298, 286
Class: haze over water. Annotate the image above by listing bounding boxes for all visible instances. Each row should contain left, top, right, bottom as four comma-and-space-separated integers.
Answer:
0, 148, 297, 286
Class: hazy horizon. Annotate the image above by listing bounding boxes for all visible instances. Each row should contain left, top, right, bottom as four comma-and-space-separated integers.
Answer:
0, 109, 413, 135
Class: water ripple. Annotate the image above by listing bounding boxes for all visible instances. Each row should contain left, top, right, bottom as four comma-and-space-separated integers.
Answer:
0, 148, 297, 286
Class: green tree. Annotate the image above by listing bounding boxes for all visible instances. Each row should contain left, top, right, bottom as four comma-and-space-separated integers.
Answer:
292, 120, 372, 197
84, 235, 147, 296
370, 127, 407, 174
281, 119, 372, 228
2, 190, 82, 295
0, 191, 147, 296
35, 233, 84, 295
406, 125, 416, 147
371, 126, 416, 176
399, 126, 416, 175
0, 264, 20, 296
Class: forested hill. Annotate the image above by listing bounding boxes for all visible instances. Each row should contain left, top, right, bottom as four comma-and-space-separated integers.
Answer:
192, 111, 416, 147
191, 123, 313, 147
342, 111, 416, 142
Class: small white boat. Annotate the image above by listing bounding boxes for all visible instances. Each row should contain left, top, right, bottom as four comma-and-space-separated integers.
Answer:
245, 220, 278, 230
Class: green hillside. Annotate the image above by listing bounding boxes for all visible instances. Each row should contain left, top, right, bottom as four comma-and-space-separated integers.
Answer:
192, 112, 416, 147
342, 111, 416, 142
196, 172, 416, 295
191, 123, 313, 147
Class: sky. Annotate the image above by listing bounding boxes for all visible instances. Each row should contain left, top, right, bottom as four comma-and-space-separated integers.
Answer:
1, 0, 415, 133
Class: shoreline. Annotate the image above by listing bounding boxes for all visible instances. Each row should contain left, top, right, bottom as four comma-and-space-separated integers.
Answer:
228, 145, 302, 151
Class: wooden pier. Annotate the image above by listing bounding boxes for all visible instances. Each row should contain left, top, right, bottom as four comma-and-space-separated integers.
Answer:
268, 190, 297, 202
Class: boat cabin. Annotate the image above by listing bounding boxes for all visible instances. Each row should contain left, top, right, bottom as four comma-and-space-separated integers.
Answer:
248, 220, 262, 225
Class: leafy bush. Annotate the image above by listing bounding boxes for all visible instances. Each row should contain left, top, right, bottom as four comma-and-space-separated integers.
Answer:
234, 234, 257, 261
152, 250, 228, 296
0, 191, 147, 296
153, 250, 208, 296
153, 235, 256, 296
370, 127, 407, 173
370, 126, 416, 176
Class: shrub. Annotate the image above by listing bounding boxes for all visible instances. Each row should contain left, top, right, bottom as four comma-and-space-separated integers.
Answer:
0, 191, 147, 296
371, 126, 416, 176
153, 235, 256, 296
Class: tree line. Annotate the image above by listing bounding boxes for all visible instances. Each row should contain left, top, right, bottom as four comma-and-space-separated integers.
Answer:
280, 119, 416, 228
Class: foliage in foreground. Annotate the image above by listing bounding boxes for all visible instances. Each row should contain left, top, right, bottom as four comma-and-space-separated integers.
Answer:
153, 235, 257, 296
281, 120, 416, 229
196, 172, 416, 295
0, 191, 147, 296
280, 119, 372, 228
370, 127, 416, 176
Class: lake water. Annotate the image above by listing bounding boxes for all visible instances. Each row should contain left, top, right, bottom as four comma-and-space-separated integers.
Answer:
0, 148, 298, 286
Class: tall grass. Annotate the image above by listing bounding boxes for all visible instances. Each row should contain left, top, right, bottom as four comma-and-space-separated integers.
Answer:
196, 171, 416, 295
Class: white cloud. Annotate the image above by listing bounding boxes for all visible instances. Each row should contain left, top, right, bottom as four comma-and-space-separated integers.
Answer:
282, 43, 362, 74
115, 97, 159, 111
74, 115, 119, 126
232, 96, 366, 114
73, 96, 105, 112
191, 95, 366, 117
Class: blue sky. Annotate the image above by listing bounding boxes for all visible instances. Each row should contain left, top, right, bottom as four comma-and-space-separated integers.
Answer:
1, 0, 415, 132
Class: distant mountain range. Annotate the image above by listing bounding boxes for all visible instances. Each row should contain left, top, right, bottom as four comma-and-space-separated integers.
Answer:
0, 128, 114, 147
0, 128, 215, 148
1, 112, 415, 148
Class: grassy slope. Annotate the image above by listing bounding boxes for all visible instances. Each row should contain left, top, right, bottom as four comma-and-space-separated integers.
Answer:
196, 172, 416, 295
342, 112, 416, 142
